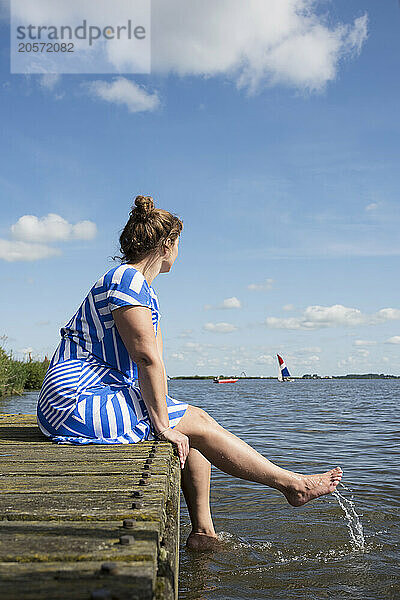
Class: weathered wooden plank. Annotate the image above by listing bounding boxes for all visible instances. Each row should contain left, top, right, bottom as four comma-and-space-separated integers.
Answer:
0, 414, 180, 599
0, 519, 163, 544
0, 414, 37, 423
0, 458, 168, 476
0, 439, 171, 456
0, 492, 165, 523
0, 446, 170, 456
0, 450, 173, 464
0, 473, 171, 494
156, 455, 181, 600
0, 432, 162, 448
0, 560, 155, 600
0, 520, 157, 563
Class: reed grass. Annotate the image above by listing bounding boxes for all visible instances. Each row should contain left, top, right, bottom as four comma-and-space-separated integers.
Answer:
0, 344, 49, 399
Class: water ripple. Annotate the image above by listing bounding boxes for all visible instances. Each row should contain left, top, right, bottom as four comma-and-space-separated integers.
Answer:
3, 381, 399, 600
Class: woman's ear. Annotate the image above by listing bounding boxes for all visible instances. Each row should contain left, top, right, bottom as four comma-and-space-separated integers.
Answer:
162, 238, 172, 256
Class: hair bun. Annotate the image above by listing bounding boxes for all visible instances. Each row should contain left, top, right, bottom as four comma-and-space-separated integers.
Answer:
130, 195, 155, 222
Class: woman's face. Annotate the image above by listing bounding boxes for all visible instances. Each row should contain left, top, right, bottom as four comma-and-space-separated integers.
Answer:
160, 236, 179, 273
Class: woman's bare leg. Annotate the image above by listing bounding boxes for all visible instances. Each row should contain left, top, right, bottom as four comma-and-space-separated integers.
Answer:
181, 447, 219, 550
175, 406, 343, 507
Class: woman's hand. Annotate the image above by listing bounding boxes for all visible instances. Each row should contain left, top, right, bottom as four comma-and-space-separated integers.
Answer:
158, 427, 189, 469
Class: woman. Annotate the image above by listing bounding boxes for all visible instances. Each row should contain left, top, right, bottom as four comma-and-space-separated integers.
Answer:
37, 195, 343, 551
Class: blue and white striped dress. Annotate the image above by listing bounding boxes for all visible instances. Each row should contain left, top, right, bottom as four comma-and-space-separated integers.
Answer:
37, 264, 188, 445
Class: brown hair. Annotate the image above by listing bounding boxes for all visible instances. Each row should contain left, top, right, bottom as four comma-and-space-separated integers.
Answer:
117, 195, 183, 263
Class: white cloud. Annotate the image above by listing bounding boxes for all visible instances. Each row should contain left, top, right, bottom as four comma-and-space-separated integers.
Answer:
40, 74, 61, 91
308, 354, 320, 362
337, 356, 357, 369
299, 346, 322, 353
377, 309, 400, 321
357, 349, 370, 358
20, 347, 33, 356
178, 329, 193, 339
71, 220, 97, 240
205, 297, 242, 310
39, 74, 65, 101
204, 322, 238, 333
85, 78, 160, 113
183, 342, 203, 350
221, 297, 241, 309
248, 278, 274, 291
0, 213, 97, 262
152, 1, 368, 93
354, 340, 377, 346
365, 202, 379, 211
387, 336, 400, 344
337, 351, 373, 369
0, 239, 60, 262
171, 352, 185, 360
283, 304, 295, 311
11, 214, 97, 243
292, 354, 320, 367
266, 304, 400, 330
11, 2, 367, 95
256, 354, 274, 365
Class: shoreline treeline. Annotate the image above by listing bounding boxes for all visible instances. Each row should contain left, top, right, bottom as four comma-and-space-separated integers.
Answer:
171, 374, 399, 380
0, 344, 49, 400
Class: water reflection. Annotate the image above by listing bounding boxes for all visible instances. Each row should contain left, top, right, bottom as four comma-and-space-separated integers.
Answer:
177, 380, 400, 600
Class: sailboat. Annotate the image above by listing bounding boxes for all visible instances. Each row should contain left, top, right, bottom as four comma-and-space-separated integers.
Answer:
277, 354, 293, 382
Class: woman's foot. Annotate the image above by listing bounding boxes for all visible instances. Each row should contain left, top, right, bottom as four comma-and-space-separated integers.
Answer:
283, 467, 343, 507
186, 530, 220, 551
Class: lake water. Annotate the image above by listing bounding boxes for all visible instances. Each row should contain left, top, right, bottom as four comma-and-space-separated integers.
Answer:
2, 379, 399, 600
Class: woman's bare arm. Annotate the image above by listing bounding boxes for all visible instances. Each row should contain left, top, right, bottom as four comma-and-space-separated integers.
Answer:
113, 305, 170, 434
113, 305, 189, 468
156, 325, 168, 396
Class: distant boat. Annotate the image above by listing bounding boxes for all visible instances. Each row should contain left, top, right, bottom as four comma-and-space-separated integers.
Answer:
277, 354, 293, 382
213, 377, 238, 384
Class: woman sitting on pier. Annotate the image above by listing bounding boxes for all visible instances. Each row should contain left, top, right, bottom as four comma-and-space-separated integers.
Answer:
37, 195, 342, 551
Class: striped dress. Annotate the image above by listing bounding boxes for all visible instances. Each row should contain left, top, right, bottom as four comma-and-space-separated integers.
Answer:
36, 264, 188, 445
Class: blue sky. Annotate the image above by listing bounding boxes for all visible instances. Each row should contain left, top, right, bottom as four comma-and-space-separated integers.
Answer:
1, 0, 399, 376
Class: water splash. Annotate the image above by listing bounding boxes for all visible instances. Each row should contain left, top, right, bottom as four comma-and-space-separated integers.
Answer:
332, 483, 365, 552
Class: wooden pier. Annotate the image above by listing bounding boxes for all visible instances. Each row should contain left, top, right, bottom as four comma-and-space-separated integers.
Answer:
0, 414, 181, 600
